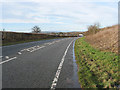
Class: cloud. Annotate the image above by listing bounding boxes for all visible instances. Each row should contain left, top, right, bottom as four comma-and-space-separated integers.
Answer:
2, 18, 51, 23
2, 0, 119, 2
1, 1, 118, 31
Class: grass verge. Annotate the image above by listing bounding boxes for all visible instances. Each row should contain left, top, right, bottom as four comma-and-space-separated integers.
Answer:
74, 37, 119, 88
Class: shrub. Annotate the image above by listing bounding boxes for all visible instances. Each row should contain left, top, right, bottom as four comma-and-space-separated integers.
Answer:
86, 23, 100, 35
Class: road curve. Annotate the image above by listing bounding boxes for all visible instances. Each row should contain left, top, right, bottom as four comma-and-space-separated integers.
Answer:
2, 37, 80, 89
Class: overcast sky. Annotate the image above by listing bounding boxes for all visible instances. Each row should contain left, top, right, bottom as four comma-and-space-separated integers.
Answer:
0, 0, 118, 32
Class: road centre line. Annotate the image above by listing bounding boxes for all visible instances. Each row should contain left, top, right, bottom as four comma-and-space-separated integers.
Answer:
21, 46, 37, 52
5, 56, 9, 59
21, 49, 26, 52
0, 39, 67, 65
50, 39, 74, 90
0, 57, 17, 65
18, 52, 22, 55
0, 56, 2, 58
20, 39, 63, 52
30, 46, 45, 52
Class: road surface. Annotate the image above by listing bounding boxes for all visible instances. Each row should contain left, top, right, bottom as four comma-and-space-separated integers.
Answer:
1, 37, 80, 89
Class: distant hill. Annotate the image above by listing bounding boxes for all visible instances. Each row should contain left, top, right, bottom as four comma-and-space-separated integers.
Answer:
85, 25, 118, 53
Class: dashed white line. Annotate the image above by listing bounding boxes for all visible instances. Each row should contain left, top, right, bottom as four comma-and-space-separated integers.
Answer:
20, 40, 63, 53
37, 45, 40, 47
21, 49, 26, 52
27, 49, 30, 51
50, 40, 73, 90
30, 46, 45, 52
5, 56, 9, 59
25, 46, 36, 51
0, 57, 17, 65
0, 56, 2, 58
18, 52, 22, 55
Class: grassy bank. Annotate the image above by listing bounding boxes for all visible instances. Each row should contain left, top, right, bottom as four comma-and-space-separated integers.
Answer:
74, 37, 119, 88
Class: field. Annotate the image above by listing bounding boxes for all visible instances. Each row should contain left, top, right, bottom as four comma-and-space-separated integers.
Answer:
74, 37, 119, 88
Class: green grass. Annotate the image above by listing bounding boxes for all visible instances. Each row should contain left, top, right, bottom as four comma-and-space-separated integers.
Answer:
74, 37, 119, 88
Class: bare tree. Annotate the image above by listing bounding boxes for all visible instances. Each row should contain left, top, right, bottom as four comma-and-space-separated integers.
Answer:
32, 26, 41, 33
87, 23, 100, 35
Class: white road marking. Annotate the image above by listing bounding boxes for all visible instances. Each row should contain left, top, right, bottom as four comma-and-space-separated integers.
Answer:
50, 40, 74, 90
0, 56, 3, 58
5, 56, 9, 59
21, 49, 26, 52
44, 42, 50, 45
30, 46, 45, 52
48, 43, 53, 45
27, 49, 30, 51
20, 39, 64, 53
18, 52, 22, 55
37, 45, 40, 47
38, 46, 45, 49
0, 57, 17, 64
23, 46, 36, 51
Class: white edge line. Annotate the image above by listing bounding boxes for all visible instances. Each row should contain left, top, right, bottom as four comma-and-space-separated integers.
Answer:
0, 57, 17, 65
50, 39, 74, 90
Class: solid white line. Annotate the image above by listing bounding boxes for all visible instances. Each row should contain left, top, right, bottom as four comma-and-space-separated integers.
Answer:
0, 57, 17, 65
50, 39, 74, 90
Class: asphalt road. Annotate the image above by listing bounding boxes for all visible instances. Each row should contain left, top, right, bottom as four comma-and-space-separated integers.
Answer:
1, 37, 81, 89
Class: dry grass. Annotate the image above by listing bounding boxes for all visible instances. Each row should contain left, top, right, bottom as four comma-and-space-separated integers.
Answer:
85, 25, 118, 53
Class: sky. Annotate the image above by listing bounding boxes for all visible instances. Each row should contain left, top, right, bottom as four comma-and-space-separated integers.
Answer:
0, 0, 119, 32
